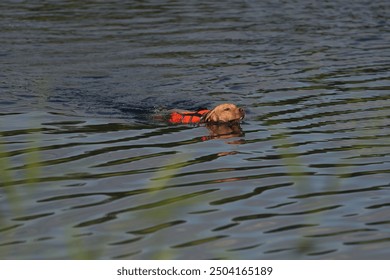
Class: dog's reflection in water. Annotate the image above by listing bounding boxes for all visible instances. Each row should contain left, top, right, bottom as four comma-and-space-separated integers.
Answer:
201, 122, 245, 143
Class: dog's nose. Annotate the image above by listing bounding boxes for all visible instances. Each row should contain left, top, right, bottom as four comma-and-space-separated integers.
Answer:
239, 108, 245, 113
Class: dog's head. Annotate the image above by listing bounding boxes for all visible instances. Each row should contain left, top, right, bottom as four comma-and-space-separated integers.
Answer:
200, 103, 245, 123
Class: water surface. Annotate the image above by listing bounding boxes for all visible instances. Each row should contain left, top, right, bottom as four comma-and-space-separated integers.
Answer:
1, 0, 389, 259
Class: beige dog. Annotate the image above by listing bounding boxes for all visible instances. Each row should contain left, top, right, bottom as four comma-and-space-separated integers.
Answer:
168, 103, 245, 124
201, 103, 245, 123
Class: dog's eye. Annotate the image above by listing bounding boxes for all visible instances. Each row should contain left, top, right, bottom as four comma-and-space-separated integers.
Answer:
224, 108, 230, 111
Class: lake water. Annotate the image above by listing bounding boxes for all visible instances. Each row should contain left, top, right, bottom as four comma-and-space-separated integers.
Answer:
1, 0, 389, 259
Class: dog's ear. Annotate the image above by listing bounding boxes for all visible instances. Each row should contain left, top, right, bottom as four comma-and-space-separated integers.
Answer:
201, 110, 218, 123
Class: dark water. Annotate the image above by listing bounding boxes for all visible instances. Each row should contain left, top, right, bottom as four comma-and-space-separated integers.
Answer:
1, 0, 389, 259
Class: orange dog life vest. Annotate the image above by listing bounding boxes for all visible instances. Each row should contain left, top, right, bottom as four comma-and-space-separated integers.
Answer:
169, 109, 210, 124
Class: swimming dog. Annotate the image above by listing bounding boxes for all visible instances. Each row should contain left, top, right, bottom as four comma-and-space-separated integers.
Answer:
167, 103, 245, 124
